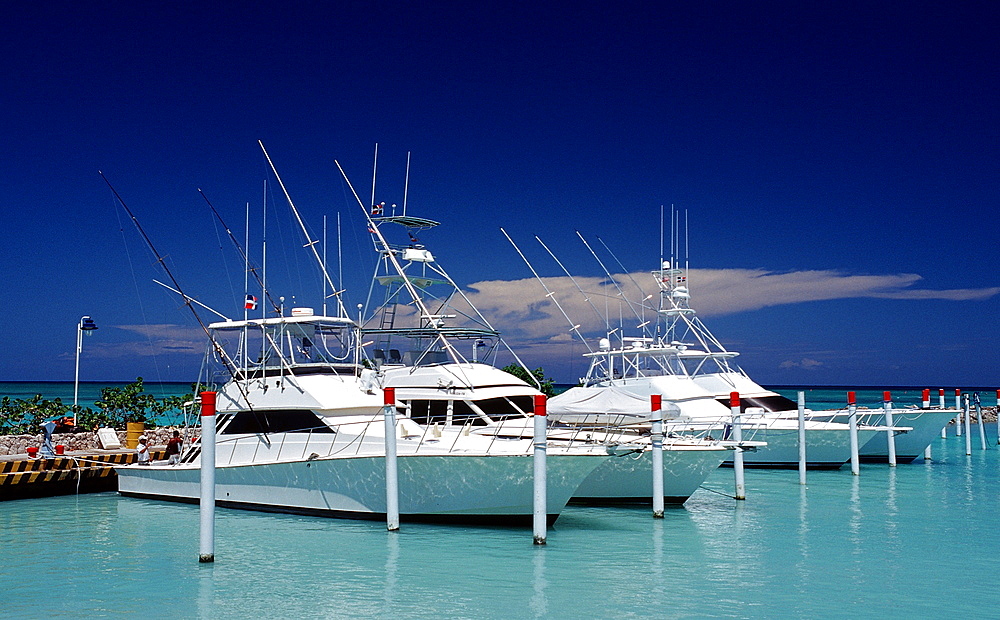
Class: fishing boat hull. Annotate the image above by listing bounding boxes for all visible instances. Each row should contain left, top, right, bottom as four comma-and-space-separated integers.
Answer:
806, 409, 957, 463
678, 421, 881, 469
116, 452, 607, 524
570, 444, 730, 504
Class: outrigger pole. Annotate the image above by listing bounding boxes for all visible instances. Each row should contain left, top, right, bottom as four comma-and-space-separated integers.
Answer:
500, 228, 594, 354
101, 172, 233, 370
99, 171, 253, 406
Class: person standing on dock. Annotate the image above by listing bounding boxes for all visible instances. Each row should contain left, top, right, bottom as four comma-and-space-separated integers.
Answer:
40, 420, 57, 458
166, 430, 183, 465
136, 436, 150, 465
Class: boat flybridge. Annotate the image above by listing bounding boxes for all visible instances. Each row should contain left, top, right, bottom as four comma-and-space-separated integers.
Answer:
358, 212, 735, 504
361, 213, 551, 431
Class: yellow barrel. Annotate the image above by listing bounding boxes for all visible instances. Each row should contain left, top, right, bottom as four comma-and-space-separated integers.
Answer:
125, 422, 145, 449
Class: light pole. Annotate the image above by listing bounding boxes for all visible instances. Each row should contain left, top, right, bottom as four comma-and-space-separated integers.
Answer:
73, 316, 98, 426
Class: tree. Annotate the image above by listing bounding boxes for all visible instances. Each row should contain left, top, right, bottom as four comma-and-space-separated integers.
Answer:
501, 364, 556, 397
152, 382, 211, 426
94, 377, 158, 426
0, 395, 70, 435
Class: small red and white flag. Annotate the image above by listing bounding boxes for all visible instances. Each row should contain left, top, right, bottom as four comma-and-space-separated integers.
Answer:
244, 294, 258, 310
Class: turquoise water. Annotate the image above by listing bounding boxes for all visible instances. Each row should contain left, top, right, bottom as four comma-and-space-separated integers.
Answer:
0, 381, 191, 405
2, 433, 998, 618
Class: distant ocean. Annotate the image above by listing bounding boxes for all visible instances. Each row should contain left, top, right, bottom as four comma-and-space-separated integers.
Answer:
0, 381, 192, 405
4, 382, 997, 412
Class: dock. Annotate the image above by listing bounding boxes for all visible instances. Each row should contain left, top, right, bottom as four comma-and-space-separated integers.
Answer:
0, 448, 165, 500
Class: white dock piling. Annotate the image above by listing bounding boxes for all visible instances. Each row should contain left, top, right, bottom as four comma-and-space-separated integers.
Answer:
199, 391, 216, 563
533, 394, 548, 545
650, 395, 664, 518
963, 394, 972, 456
939, 389, 947, 439
922, 389, 932, 458
955, 389, 963, 437
383, 387, 399, 532
730, 392, 745, 501
797, 391, 806, 485
883, 391, 896, 467
975, 394, 986, 451
848, 391, 860, 476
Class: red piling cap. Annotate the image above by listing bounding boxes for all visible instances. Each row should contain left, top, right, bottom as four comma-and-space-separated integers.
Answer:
883, 391, 891, 402
922, 389, 930, 399
730, 391, 740, 408
533, 394, 547, 416
848, 391, 856, 405
955, 388, 961, 396
651, 394, 662, 411
383, 387, 395, 406
939, 389, 945, 396
200, 391, 217, 416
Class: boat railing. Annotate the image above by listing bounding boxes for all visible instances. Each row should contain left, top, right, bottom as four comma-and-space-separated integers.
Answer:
211, 409, 632, 464
215, 416, 388, 465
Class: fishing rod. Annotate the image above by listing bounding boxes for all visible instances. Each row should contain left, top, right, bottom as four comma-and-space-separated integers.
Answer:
153, 279, 229, 320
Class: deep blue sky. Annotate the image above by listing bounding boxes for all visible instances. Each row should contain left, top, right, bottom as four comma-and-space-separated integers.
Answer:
2, 1, 997, 387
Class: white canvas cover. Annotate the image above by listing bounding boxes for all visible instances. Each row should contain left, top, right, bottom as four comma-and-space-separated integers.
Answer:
548, 386, 683, 424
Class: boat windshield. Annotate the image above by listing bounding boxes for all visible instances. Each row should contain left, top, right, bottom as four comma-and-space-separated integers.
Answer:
209, 316, 360, 377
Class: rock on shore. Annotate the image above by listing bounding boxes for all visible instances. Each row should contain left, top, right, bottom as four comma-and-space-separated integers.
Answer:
0, 427, 193, 456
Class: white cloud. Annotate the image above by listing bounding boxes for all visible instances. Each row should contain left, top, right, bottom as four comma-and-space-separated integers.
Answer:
779, 358, 825, 370
463, 268, 1000, 345
60, 324, 207, 360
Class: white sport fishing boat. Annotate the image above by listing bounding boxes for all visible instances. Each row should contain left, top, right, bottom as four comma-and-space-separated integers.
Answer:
543, 384, 732, 502
116, 311, 612, 523
647, 262, 952, 463
597, 258, 895, 469
552, 334, 873, 469
358, 197, 730, 505
522, 226, 884, 470
770, 393, 957, 463
116, 151, 610, 524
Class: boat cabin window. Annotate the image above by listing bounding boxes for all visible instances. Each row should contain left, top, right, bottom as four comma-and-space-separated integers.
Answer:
220, 410, 335, 434
406, 396, 533, 426
715, 394, 798, 412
